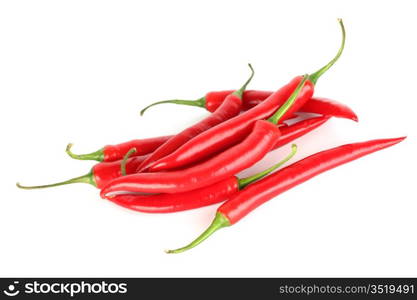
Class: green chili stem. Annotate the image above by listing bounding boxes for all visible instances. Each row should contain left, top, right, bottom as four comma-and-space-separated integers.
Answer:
308, 19, 346, 85
166, 212, 230, 254
121, 148, 137, 176
233, 63, 255, 98
267, 75, 308, 125
16, 171, 96, 189
66, 143, 104, 162
238, 144, 297, 189
140, 63, 254, 115
140, 97, 206, 116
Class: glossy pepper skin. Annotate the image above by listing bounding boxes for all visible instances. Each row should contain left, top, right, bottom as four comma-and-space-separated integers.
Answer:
101, 120, 282, 195
242, 94, 357, 121
102, 137, 170, 162
92, 156, 147, 189
147, 76, 314, 172
107, 177, 240, 213
300, 97, 358, 121
137, 64, 255, 172
66, 136, 171, 162
204, 90, 358, 122
17, 155, 148, 190
167, 137, 405, 253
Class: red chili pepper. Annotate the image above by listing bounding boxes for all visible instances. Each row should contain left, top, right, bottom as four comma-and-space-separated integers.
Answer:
146, 19, 345, 173
65, 135, 172, 162
244, 95, 358, 121
142, 92, 357, 122
101, 77, 308, 196
16, 155, 148, 190
140, 90, 280, 115
166, 136, 406, 253
136, 64, 254, 172
106, 145, 297, 213
301, 97, 357, 121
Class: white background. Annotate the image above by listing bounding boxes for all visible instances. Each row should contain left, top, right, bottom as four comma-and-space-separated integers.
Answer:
1, 0, 416, 277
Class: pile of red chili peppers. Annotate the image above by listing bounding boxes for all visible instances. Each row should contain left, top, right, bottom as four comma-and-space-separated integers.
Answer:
18, 19, 406, 253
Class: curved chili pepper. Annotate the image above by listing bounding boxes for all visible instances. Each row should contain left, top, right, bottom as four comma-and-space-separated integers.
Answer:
142, 91, 357, 122
301, 97, 357, 121
244, 96, 357, 121
167, 136, 406, 253
16, 155, 148, 190
146, 19, 345, 173
140, 90, 270, 114
65, 135, 172, 162
106, 145, 297, 213
101, 77, 308, 195
136, 64, 254, 172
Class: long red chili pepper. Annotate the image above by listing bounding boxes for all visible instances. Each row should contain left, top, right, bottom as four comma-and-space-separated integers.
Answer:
300, 97, 357, 121
145, 19, 345, 173
106, 145, 297, 213
137, 64, 254, 172
100, 77, 308, 196
16, 155, 148, 190
166, 136, 405, 253
245, 96, 357, 121
65, 135, 172, 162
141, 93, 357, 122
